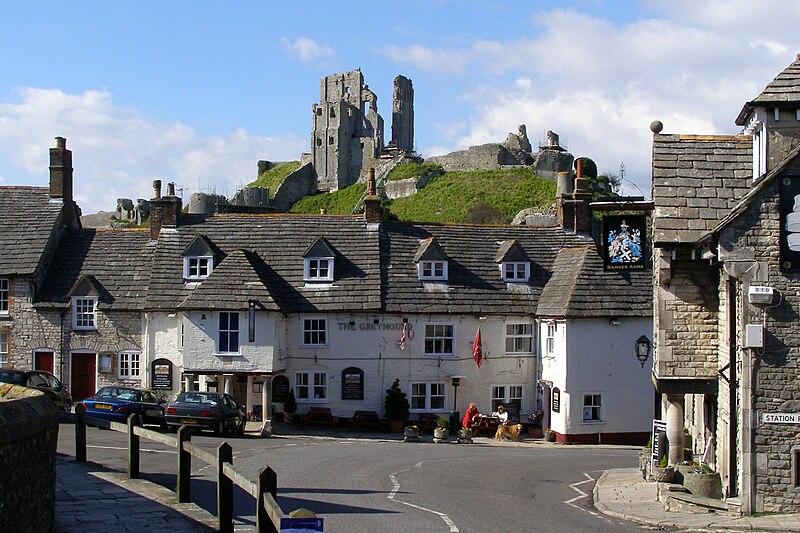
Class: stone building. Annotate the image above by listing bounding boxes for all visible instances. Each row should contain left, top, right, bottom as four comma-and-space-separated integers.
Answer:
651, 55, 800, 513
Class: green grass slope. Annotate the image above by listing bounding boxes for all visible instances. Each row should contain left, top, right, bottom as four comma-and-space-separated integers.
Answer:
250, 161, 301, 197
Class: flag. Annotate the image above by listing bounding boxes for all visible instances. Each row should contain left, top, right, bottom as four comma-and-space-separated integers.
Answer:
472, 327, 483, 368
398, 323, 407, 350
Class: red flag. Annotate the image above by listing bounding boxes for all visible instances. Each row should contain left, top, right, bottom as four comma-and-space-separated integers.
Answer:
472, 327, 483, 368
398, 323, 407, 350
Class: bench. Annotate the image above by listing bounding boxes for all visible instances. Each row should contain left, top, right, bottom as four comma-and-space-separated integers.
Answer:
299, 407, 337, 431
349, 410, 385, 432
470, 415, 499, 438
414, 413, 439, 434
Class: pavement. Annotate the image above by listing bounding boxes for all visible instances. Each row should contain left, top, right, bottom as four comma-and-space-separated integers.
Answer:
54, 421, 800, 532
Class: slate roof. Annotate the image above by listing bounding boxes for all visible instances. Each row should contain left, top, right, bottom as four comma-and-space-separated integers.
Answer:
737, 57, 800, 125
651, 134, 752, 246
145, 214, 382, 312
536, 247, 652, 318
0, 187, 64, 277
382, 221, 590, 315
36, 228, 154, 310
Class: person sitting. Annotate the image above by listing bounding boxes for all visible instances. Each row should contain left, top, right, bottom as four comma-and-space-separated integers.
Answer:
492, 404, 509, 426
462, 402, 480, 428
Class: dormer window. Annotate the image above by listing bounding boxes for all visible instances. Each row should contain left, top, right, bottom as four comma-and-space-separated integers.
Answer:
184, 256, 213, 280
419, 260, 448, 280
303, 237, 337, 283
502, 262, 530, 282
72, 297, 97, 330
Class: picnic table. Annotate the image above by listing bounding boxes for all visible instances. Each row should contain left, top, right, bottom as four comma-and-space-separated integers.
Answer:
349, 410, 385, 432
415, 413, 439, 434
299, 407, 338, 431
470, 415, 499, 437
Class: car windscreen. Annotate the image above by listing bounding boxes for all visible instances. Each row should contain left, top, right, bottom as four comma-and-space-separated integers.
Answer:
0, 371, 25, 385
95, 387, 141, 401
178, 392, 219, 405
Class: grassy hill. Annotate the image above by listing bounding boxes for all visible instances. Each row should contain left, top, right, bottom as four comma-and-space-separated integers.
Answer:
286, 165, 556, 224
250, 161, 301, 197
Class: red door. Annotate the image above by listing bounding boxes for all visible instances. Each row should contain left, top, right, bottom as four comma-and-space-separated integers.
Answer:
71, 353, 96, 402
34, 351, 54, 373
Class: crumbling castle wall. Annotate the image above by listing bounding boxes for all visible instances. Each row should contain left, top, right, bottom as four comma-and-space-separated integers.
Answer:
391, 75, 414, 152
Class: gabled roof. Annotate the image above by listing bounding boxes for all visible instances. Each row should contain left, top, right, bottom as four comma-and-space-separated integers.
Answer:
651, 134, 752, 246
536, 246, 652, 318
183, 235, 222, 259
67, 274, 106, 301
412, 237, 448, 263
0, 187, 64, 277
178, 249, 280, 310
494, 240, 530, 263
737, 57, 800, 126
302, 236, 337, 258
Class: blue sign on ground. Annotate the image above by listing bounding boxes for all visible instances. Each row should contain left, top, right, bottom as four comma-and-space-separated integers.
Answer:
280, 517, 324, 532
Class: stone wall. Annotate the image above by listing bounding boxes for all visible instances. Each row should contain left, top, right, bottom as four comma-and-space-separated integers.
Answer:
0, 384, 59, 532
272, 162, 316, 212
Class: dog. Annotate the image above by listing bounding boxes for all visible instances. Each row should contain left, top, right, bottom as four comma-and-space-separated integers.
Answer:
495, 423, 523, 442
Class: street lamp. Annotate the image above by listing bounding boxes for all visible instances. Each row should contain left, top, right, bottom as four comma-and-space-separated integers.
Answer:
635, 335, 651, 367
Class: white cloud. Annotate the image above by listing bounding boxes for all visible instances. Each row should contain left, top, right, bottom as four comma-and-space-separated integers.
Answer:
0, 88, 306, 213
280, 37, 336, 62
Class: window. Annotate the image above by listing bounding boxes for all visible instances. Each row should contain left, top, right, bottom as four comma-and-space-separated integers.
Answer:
296, 371, 327, 402
118, 351, 141, 380
304, 258, 334, 281
218, 312, 240, 353
502, 262, 529, 282
0, 332, 7, 367
424, 324, 454, 356
303, 318, 327, 346
545, 323, 556, 355
492, 385, 523, 412
72, 297, 97, 330
419, 260, 447, 281
0, 278, 8, 314
505, 323, 533, 354
184, 256, 212, 280
410, 382, 446, 411
583, 394, 602, 422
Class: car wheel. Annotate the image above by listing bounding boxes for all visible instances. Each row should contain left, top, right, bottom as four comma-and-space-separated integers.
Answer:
216, 420, 226, 436
237, 419, 245, 435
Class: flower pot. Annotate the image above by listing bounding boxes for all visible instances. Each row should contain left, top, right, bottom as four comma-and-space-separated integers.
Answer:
544, 431, 556, 442
652, 466, 675, 483
684, 471, 722, 499
528, 427, 543, 438
433, 427, 449, 441
403, 426, 419, 439
388, 420, 404, 433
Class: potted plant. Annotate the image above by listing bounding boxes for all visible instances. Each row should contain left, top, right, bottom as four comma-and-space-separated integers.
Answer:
652, 455, 675, 483
683, 464, 722, 498
283, 388, 297, 424
403, 424, 419, 441
384, 379, 410, 433
433, 416, 450, 442
544, 428, 556, 442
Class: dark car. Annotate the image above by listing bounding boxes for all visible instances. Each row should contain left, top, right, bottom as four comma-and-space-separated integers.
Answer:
0, 369, 72, 412
82, 386, 166, 428
165, 391, 246, 435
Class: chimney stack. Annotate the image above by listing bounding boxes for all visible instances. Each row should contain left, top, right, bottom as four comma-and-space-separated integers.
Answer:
149, 179, 182, 240
572, 160, 593, 234
49, 137, 80, 228
363, 168, 382, 224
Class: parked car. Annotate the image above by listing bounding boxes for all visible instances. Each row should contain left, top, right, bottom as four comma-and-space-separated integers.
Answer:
82, 386, 166, 428
0, 369, 72, 412
165, 391, 246, 435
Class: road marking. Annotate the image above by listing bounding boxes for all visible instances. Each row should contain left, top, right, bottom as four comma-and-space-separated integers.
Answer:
389, 468, 459, 532
564, 472, 599, 516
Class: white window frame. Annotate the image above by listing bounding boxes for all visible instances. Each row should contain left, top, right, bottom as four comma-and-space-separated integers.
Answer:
583, 393, 603, 423
0, 278, 8, 315
183, 255, 213, 281
304, 257, 334, 282
502, 262, 530, 283
424, 323, 454, 356
118, 351, 141, 381
545, 323, 556, 355
418, 260, 448, 281
505, 323, 534, 354
302, 318, 328, 347
72, 297, 98, 330
0, 331, 7, 367
410, 382, 447, 412
218, 311, 240, 354
491, 384, 523, 412
295, 371, 328, 403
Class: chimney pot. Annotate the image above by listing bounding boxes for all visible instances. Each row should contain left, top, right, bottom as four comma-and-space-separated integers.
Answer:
367, 168, 376, 196
55, 137, 66, 149
153, 180, 162, 200
167, 182, 175, 196
796, 53, 800, 62
576, 159, 583, 179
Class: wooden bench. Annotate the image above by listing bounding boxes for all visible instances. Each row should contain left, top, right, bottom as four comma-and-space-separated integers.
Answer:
299, 407, 337, 431
349, 410, 385, 432
415, 413, 439, 435
470, 415, 499, 438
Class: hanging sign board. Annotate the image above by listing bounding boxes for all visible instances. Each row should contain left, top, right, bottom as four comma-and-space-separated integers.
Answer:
603, 215, 646, 270
552, 387, 560, 413
780, 175, 800, 271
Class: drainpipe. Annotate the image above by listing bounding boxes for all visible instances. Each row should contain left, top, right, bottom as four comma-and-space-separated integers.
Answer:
59, 308, 66, 381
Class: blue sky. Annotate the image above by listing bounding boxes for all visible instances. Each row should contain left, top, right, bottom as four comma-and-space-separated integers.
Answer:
0, 1, 797, 213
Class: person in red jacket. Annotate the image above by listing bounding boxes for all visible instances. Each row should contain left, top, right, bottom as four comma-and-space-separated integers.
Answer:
462, 402, 480, 428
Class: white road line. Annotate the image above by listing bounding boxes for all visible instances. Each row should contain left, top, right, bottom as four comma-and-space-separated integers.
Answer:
564, 472, 600, 516
388, 468, 459, 532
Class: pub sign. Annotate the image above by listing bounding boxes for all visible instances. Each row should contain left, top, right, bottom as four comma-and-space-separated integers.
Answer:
151, 358, 173, 390
780, 175, 800, 271
341, 367, 364, 400
272, 375, 290, 403
603, 215, 646, 270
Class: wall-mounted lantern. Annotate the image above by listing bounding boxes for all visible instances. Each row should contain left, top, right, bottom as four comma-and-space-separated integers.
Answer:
635, 335, 651, 367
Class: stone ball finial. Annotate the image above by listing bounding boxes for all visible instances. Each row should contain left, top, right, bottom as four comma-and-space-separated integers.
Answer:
650, 120, 664, 134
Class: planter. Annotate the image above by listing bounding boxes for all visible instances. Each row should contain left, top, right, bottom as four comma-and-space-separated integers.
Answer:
457, 428, 473, 443
652, 466, 675, 483
433, 427, 449, 442
684, 471, 722, 499
674, 464, 696, 485
528, 427, 543, 438
403, 426, 420, 440
388, 420, 405, 433
544, 431, 556, 442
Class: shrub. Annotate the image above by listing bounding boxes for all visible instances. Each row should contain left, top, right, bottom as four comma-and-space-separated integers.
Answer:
384, 379, 410, 421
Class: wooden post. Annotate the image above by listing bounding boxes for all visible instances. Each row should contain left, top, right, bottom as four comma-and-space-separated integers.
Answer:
217, 442, 233, 533
127, 414, 140, 479
75, 403, 86, 463
177, 426, 192, 503
257, 466, 278, 533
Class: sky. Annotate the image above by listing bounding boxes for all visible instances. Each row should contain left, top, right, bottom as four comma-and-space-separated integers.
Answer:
0, 1, 797, 214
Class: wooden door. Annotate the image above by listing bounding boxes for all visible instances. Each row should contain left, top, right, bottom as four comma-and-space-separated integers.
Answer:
34, 351, 54, 373
71, 353, 96, 402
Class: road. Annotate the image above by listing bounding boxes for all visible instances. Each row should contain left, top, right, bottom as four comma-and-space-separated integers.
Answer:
58, 423, 657, 532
